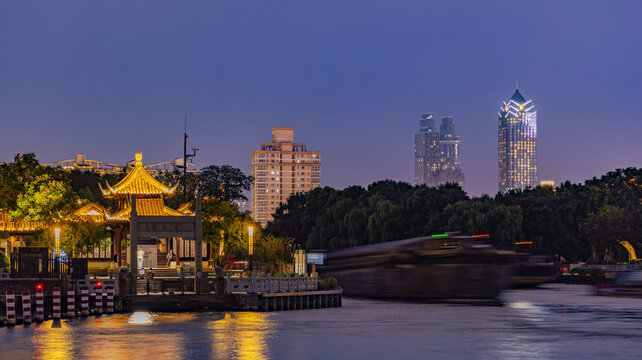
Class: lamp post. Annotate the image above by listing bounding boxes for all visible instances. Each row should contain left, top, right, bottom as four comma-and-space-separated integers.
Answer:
54, 227, 60, 258
219, 230, 225, 257
248, 226, 254, 271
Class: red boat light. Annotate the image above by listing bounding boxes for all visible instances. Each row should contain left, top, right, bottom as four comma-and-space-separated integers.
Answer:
96, 281, 102, 288
36, 283, 44, 290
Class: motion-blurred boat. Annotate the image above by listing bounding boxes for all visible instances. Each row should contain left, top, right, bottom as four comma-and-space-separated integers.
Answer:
510, 254, 561, 288
595, 270, 642, 298
319, 235, 515, 301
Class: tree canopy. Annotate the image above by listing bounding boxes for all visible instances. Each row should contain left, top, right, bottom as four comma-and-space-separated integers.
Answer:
266, 168, 642, 263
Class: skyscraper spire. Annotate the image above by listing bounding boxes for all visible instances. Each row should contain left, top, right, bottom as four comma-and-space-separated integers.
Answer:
516, 79, 519, 89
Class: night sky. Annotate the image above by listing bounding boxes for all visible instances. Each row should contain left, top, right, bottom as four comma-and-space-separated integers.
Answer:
1, 1, 641, 196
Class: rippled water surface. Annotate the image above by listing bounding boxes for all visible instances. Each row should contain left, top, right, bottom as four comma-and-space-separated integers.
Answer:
1, 284, 641, 359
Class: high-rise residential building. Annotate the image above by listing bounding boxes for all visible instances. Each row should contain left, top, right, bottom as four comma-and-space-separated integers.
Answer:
438, 116, 464, 187
414, 114, 440, 186
414, 114, 464, 188
498, 87, 537, 192
251, 127, 321, 225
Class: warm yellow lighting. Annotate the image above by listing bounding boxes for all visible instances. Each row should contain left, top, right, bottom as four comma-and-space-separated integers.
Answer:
54, 227, 61, 257
248, 226, 254, 256
219, 230, 225, 256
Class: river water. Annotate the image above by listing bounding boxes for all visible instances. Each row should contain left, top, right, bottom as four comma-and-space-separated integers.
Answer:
1, 284, 640, 360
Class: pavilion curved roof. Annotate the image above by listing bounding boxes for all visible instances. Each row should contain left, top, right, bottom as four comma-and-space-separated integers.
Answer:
100, 153, 178, 198
106, 198, 189, 222
69, 202, 109, 223
0, 212, 46, 233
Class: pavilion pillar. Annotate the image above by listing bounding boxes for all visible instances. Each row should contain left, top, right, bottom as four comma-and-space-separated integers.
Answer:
194, 193, 203, 292
130, 195, 139, 279
116, 228, 123, 266
8, 235, 15, 273
175, 237, 181, 266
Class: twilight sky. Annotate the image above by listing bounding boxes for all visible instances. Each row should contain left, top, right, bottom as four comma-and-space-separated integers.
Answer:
1, 1, 641, 196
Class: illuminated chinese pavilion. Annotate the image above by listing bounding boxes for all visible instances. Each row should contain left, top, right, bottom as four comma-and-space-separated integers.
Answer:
1, 153, 202, 268
99, 153, 197, 267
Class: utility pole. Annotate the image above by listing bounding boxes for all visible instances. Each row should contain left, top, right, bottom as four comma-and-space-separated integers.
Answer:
183, 115, 198, 199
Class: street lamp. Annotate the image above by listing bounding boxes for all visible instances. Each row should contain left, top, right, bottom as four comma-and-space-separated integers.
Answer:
54, 227, 60, 258
248, 226, 254, 271
219, 230, 225, 257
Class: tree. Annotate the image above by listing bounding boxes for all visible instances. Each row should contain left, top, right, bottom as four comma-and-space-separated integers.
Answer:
579, 205, 636, 262
36, 221, 110, 257
0, 153, 52, 211
254, 234, 295, 273
199, 198, 261, 263
0, 251, 9, 272
199, 165, 252, 202
10, 174, 76, 223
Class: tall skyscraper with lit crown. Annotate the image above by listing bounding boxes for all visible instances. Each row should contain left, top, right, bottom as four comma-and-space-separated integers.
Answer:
498, 87, 537, 192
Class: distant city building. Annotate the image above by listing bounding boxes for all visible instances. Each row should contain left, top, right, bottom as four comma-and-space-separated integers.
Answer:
540, 180, 555, 187
498, 87, 538, 192
414, 114, 464, 188
44, 154, 196, 175
438, 116, 464, 187
251, 127, 321, 226
233, 200, 250, 213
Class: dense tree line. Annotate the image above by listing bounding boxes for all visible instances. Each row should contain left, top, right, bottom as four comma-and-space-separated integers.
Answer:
266, 168, 642, 263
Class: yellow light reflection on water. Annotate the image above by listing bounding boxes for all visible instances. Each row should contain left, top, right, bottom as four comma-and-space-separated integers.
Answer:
128, 311, 157, 325
210, 312, 274, 360
32, 320, 73, 360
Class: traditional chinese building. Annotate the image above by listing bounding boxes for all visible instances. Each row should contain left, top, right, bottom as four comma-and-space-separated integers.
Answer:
98, 153, 202, 268
2, 153, 206, 272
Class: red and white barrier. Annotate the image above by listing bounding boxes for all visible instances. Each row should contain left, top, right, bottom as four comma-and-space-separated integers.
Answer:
6, 290, 16, 325
95, 284, 103, 314
52, 287, 61, 319
67, 287, 75, 317
35, 286, 44, 321
22, 292, 32, 324
106, 286, 114, 313
80, 286, 89, 316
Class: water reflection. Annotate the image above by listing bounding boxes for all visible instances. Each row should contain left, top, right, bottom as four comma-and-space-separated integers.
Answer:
32, 320, 73, 360
210, 312, 275, 360
128, 311, 157, 325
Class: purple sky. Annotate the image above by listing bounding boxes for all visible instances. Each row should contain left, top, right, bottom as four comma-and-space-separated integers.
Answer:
1, 1, 641, 196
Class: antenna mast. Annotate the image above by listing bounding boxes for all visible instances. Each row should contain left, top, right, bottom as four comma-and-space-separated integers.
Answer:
182, 114, 198, 198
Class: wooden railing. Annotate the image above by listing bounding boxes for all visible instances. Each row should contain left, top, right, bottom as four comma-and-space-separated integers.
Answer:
226, 273, 318, 294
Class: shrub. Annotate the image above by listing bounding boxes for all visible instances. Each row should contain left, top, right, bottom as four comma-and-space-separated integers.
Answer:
0, 251, 9, 272
318, 276, 338, 290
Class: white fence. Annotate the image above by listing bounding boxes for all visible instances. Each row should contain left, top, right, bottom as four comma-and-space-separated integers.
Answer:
227, 273, 318, 294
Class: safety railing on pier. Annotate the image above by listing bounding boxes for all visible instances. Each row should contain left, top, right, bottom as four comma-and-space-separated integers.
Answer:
226, 273, 318, 294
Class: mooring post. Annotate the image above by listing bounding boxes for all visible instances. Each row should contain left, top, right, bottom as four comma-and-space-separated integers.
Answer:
22, 292, 32, 324
35, 286, 44, 321
66, 287, 75, 318
6, 290, 16, 325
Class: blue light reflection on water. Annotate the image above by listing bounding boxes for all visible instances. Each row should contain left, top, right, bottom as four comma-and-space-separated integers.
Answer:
1, 284, 641, 360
